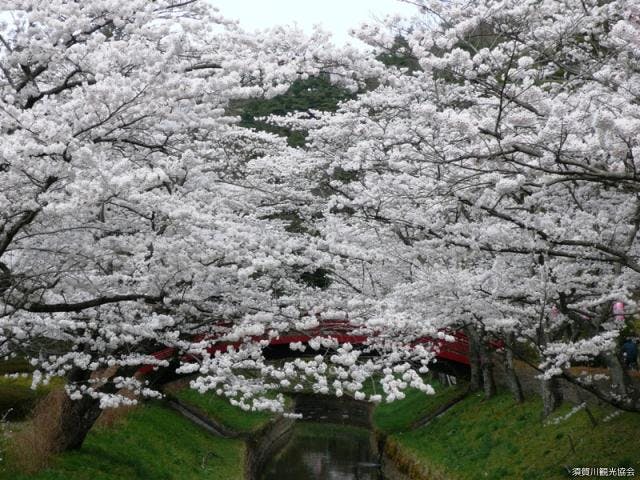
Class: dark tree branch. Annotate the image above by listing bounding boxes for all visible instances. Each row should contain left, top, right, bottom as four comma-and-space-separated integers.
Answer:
24, 294, 164, 313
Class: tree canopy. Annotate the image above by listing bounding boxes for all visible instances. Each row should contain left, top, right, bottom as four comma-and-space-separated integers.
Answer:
1, 0, 640, 451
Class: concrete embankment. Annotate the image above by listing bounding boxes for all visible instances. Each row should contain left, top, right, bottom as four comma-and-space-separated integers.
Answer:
377, 432, 451, 480
163, 385, 295, 480
244, 415, 296, 480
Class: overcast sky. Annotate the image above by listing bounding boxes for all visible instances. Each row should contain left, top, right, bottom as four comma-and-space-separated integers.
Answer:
210, 0, 419, 45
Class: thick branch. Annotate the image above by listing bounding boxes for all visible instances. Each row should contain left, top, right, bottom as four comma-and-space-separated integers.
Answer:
25, 294, 163, 313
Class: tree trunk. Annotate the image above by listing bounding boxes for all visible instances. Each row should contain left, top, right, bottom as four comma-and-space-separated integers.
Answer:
504, 333, 524, 403
542, 377, 563, 417
53, 368, 103, 452
54, 364, 136, 452
479, 344, 496, 399
470, 326, 496, 399
603, 351, 632, 398
465, 327, 482, 392
55, 392, 103, 452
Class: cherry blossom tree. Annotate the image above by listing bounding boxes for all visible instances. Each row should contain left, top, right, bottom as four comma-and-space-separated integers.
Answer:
0, 0, 440, 452
274, 0, 640, 414
5, 0, 640, 455
0, 0, 384, 450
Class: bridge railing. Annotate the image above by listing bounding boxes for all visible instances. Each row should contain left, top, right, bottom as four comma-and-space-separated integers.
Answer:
139, 321, 475, 374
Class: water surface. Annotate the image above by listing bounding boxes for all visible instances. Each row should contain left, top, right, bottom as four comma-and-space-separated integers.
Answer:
260, 422, 383, 480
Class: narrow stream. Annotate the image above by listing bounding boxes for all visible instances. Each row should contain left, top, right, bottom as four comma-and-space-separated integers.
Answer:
260, 423, 383, 480
259, 394, 384, 480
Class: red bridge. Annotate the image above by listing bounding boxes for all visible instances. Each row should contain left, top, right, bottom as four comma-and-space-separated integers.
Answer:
139, 320, 470, 375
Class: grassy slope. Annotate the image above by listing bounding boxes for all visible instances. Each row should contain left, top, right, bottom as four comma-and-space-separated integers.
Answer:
0, 376, 55, 421
376, 389, 640, 480
0, 359, 54, 421
173, 388, 273, 434
373, 380, 464, 434
1, 403, 245, 480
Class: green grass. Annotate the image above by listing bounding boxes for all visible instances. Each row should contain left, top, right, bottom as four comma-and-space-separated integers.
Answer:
384, 390, 640, 480
0, 358, 40, 420
0, 358, 63, 421
1, 403, 245, 480
0, 358, 32, 375
0, 376, 61, 421
373, 380, 465, 434
173, 388, 273, 434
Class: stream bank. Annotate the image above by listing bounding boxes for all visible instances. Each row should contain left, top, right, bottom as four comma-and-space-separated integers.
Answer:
165, 375, 639, 480
165, 382, 388, 480
252, 393, 383, 480
372, 386, 640, 480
